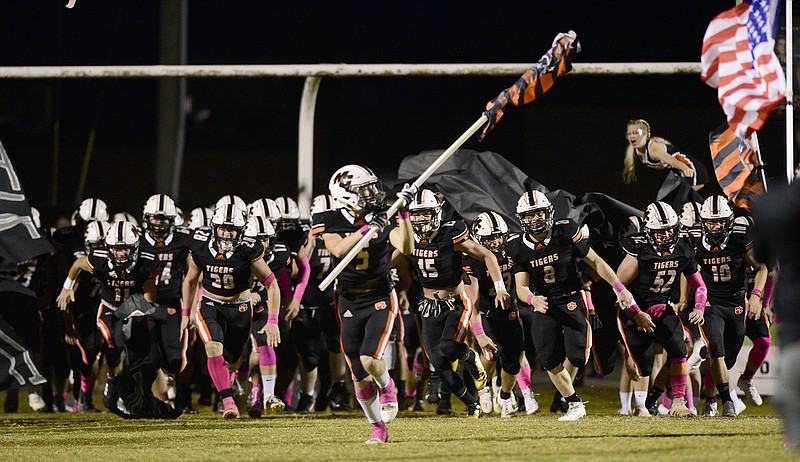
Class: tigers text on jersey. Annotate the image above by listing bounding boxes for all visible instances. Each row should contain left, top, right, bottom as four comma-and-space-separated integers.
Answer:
624, 235, 698, 308
140, 226, 192, 303
463, 253, 516, 313
303, 237, 335, 306
508, 220, 589, 301
87, 250, 160, 307
311, 208, 396, 283
409, 220, 470, 290
693, 218, 751, 302
190, 228, 265, 297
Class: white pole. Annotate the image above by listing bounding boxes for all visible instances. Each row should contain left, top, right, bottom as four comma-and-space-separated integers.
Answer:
318, 114, 488, 291
298, 77, 321, 219
786, 0, 795, 183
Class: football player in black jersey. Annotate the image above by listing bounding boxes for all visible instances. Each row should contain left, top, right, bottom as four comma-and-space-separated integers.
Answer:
139, 194, 193, 403
510, 190, 634, 421
313, 164, 414, 444
693, 196, 767, 417
57, 221, 169, 417
465, 211, 539, 418
181, 203, 281, 420
407, 190, 505, 419
616, 201, 708, 418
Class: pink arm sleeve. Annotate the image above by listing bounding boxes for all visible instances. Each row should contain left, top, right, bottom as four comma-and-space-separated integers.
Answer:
292, 256, 311, 302
685, 271, 707, 312
277, 267, 294, 301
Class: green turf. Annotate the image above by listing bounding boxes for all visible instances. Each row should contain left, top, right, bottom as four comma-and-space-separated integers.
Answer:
0, 386, 791, 462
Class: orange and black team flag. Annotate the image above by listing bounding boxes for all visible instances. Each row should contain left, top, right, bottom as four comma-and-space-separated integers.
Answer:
478, 31, 580, 142
708, 124, 766, 211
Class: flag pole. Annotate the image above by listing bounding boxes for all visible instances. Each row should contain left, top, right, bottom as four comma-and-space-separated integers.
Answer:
318, 114, 488, 291
785, 0, 794, 183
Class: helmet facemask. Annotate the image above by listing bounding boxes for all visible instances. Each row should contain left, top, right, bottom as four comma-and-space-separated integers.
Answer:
410, 207, 440, 236
145, 214, 175, 241
518, 207, 553, 236
701, 216, 733, 246
646, 225, 680, 253
213, 224, 243, 254
480, 233, 507, 255
351, 181, 386, 212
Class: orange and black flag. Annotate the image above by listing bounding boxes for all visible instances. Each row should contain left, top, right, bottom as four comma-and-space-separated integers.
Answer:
478, 31, 580, 142
708, 124, 766, 212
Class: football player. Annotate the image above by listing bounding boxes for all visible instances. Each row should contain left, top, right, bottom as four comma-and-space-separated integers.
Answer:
312, 164, 414, 444
181, 203, 281, 419
510, 190, 634, 421
616, 201, 707, 418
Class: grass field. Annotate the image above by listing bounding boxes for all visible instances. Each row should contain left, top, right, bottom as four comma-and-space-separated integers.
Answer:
0, 385, 792, 462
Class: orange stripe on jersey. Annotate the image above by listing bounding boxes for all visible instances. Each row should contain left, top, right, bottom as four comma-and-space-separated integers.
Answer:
195, 306, 212, 344
615, 306, 642, 378
312, 225, 326, 236
373, 290, 399, 358
572, 229, 583, 243
581, 296, 592, 363
453, 294, 473, 342
452, 229, 469, 245
75, 338, 89, 365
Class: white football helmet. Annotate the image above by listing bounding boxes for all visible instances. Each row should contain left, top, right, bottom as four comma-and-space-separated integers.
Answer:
72, 198, 110, 226
275, 197, 301, 221
516, 190, 553, 236
216, 195, 248, 219
643, 201, 680, 252
408, 189, 443, 235
31, 206, 41, 229
309, 194, 337, 219
328, 164, 385, 212
85, 220, 112, 255
472, 211, 509, 255
249, 198, 282, 228
174, 206, 185, 227
679, 201, 702, 228
211, 203, 247, 253
142, 194, 178, 239
105, 221, 140, 266
700, 195, 735, 245
112, 212, 139, 227
188, 207, 213, 230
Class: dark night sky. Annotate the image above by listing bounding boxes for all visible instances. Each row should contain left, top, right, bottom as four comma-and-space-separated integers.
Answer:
0, 0, 791, 224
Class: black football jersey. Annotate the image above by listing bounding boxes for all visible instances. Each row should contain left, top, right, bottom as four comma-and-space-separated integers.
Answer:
140, 226, 192, 304
408, 220, 470, 290
463, 253, 516, 314
311, 208, 396, 283
624, 235, 698, 308
266, 241, 293, 275
302, 237, 335, 306
51, 225, 87, 262
277, 220, 308, 253
509, 220, 589, 301
72, 270, 103, 311
693, 218, 751, 302
87, 250, 160, 307
189, 228, 265, 297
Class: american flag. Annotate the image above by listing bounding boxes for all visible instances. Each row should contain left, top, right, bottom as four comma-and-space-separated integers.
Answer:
700, 0, 786, 138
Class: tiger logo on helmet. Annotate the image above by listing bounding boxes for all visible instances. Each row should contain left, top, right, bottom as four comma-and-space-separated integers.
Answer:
328, 164, 386, 213
471, 211, 509, 256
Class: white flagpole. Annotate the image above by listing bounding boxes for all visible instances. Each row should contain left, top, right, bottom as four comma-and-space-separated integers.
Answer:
786, 0, 795, 183
318, 114, 489, 291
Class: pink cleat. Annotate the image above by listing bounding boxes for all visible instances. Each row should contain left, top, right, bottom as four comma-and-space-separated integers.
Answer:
378, 378, 399, 423
365, 421, 388, 444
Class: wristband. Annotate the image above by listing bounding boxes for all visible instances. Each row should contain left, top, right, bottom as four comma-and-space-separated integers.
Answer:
261, 273, 276, 287
397, 210, 410, 220
612, 281, 626, 295
470, 321, 485, 337
63, 277, 75, 290
493, 280, 507, 294
750, 288, 763, 299
358, 224, 370, 235
526, 294, 534, 306
267, 313, 279, 326
626, 303, 642, 317
584, 291, 595, 311
181, 307, 191, 317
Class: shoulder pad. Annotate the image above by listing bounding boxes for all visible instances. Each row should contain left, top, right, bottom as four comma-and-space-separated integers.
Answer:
273, 242, 290, 253
507, 233, 522, 243
92, 249, 109, 259
139, 251, 156, 261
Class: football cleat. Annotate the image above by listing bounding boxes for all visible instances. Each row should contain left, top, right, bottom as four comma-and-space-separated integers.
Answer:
461, 349, 487, 391
328, 381, 351, 411
498, 396, 518, 419
702, 401, 719, 417
264, 394, 285, 414
426, 374, 441, 404
687, 340, 707, 373
733, 395, 747, 416
722, 401, 737, 417
550, 391, 569, 413
103, 374, 122, 414
633, 404, 651, 417
165, 374, 177, 401
523, 392, 540, 415
737, 377, 763, 406
247, 388, 263, 419
378, 378, 398, 423
558, 401, 587, 421
222, 402, 240, 420
466, 401, 483, 419
668, 397, 694, 417
28, 393, 47, 412
478, 387, 493, 414
295, 393, 315, 415
365, 421, 388, 444
435, 395, 453, 415
77, 392, 100, 414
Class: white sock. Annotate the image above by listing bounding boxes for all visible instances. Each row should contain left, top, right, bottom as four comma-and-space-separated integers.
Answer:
357, 390, 382, 424
374, 370, 391, 389
633, 391, 647, 407
262, 374, 276, 396
619, 392, 632, 412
